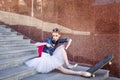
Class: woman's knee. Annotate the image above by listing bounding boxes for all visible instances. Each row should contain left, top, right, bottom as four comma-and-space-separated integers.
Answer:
56, 66, 66, 73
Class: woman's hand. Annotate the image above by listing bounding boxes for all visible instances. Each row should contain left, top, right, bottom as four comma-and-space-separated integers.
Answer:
45, 43, 53, 47
34, 42, 50, 47
35, 42, 44, 46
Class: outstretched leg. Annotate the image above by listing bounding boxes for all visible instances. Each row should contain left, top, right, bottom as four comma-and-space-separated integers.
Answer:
56, 66, 91, 77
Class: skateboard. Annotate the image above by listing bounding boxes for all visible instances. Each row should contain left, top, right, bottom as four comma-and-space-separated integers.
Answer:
86, 53, 113, 77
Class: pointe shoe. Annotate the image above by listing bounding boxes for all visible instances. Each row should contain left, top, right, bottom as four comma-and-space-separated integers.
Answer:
82, 72, 91, 77
67, 64, 78, 69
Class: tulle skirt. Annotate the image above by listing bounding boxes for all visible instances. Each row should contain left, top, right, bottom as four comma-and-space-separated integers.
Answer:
25, 45, 65, 73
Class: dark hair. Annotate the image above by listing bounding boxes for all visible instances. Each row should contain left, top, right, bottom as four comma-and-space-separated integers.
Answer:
52, 28, 60, 33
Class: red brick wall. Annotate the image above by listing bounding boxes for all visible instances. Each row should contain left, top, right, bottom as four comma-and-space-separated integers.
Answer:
8, 25, 43, 42
55, 0, 95, 32
94, 3, 119, 34
93, 3, 120, 77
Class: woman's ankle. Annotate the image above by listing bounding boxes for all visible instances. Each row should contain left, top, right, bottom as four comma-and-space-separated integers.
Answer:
67, 64, 78, 69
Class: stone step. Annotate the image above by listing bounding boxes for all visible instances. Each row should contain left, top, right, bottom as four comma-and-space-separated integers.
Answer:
22, 71, 59, 80
0, 53, 37, 70
0, 35, 23, 40
0, 65, 37, 80
0, 25, 6, 28
0, 32, 17, 36
0, 44, 36, 51
106, 77, 120, 80
0, 39, 31, 45
0, 28, 11, 32
0, 25, 38, 80
0, 25, 8, 28
0, 25, 9, 28
0, 48, 37, 59
0, 24, 8, 27
0, 35, 19, 37
22, 66, 109, 80
0, 43, 34, 47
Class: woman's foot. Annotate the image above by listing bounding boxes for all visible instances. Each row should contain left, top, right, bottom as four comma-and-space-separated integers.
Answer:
79, 71, 91, 77
67, 64, 78, 69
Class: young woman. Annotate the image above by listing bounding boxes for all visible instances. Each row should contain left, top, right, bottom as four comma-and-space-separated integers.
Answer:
25, 28, 91, 77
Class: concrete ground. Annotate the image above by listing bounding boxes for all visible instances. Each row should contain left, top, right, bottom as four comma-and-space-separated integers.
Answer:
106, 77, 120, 80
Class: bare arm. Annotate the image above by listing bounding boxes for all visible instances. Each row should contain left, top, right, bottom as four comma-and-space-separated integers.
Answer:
65, 39, 72, 50
34, 42, 46, 46
35, 42, 52, 47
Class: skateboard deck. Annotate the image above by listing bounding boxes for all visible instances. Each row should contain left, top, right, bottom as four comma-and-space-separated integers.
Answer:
86, 53, 113, 77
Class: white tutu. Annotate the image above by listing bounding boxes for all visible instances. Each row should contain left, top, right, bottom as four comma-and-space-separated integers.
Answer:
25, 45, 65, 73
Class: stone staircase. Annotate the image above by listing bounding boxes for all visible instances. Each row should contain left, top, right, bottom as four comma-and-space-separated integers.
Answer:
0, 25, 38, 80
0, 25, 111, 80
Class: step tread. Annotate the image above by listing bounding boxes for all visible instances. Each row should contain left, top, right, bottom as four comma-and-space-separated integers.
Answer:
0, 25, 6, 27
0, 43, 35, 47
0, 45, 36, 50
0, 35, 23, 37
0, 48, 37, 54
0, 27, 11, 30
0, 65, 37, 79
0, 29, 11, 32
0, 34, 19, 37
0, 39, 30, 42
0, 53, 37, 70
0, 53, 37, 64
0, 39, 30, 41
0, 44, 34, 47
0, 32, 17, 35
22, 71, 59, 80
0, 35, 23, 40
0, 31, 17, 33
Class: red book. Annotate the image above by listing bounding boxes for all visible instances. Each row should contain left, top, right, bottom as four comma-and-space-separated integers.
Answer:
38, 45, 44, 57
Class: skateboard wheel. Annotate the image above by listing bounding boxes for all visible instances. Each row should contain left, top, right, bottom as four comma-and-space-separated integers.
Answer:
109, 61, 112, 65
92, 74, 95, 77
